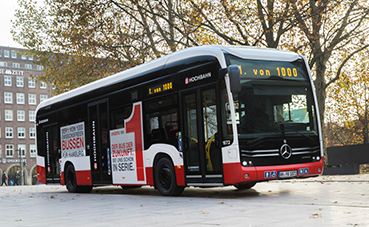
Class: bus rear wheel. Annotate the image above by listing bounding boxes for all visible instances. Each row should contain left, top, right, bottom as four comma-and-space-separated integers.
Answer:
65, 165, 92, 193
155, 157, 184, 196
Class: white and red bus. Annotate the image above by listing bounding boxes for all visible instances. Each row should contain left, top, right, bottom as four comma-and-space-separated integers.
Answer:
36, 46, 324, 196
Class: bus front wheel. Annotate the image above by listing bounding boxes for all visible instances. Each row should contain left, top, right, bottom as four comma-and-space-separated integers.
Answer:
155, 157, 184, 196
234, 182, 257, 190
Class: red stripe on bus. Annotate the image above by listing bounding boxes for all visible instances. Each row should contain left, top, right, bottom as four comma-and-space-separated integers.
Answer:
175, 165, 185, 186
60, 172, 65, 185
146, 167, 154, 186
37, 165, 46, 184
75, 170, 92, 185
126, 103, 145, 182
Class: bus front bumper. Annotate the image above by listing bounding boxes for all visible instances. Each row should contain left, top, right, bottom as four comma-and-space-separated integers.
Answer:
223, 158, 324, 185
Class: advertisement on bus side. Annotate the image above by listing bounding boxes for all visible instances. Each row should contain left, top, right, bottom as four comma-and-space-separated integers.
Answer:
60, 122, 86, 158
110, 129, 139, 184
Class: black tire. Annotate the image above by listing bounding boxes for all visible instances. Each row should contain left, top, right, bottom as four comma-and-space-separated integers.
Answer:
65, 165, 92, 193
154, 157, 184, 196
234, 182, 257, 190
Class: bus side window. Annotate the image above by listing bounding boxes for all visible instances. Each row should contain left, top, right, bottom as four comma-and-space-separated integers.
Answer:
110, 105, 132, 130
144, 95, 179, 149
145, 109, 179, 148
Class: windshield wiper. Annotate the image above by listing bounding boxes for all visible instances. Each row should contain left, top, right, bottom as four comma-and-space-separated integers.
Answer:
279, 123, 316, 142
246, 134, 282, 146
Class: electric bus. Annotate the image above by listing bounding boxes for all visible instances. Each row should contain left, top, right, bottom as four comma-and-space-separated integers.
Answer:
36, 45, 324, 196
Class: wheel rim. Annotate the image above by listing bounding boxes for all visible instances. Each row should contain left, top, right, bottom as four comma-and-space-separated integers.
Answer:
158, 165, 172, 190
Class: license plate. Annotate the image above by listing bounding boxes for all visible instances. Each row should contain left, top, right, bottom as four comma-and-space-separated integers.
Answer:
278, 170, 297, 178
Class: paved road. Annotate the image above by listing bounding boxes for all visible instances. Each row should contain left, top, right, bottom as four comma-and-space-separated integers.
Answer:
1, 175, 368, 227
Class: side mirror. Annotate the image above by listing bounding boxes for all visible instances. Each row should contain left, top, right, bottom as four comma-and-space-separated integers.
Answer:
228, 65, 241, 93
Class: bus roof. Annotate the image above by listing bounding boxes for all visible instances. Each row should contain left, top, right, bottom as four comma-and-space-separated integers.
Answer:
36, 45, 301, 113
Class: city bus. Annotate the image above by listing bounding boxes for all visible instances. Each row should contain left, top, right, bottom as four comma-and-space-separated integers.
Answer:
36, 45, 324, 196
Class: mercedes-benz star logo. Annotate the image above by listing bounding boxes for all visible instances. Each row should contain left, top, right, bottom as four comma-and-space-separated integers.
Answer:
280, 144, 292, 159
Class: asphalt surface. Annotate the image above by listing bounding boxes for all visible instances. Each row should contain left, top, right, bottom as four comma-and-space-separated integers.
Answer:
1, 174, 368, 227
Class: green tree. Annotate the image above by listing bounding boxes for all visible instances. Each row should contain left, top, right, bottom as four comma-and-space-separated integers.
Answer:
12, 0, 300, 94
326, 49, 369, 146
291, 0, 369, 161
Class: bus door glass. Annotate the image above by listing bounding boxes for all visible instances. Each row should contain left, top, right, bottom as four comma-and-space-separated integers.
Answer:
182, 87, 222, 184
88, 100, 112, 184
44, 124, 60, 183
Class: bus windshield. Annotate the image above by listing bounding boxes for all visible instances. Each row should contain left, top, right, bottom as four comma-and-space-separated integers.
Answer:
227, 57, 318, 140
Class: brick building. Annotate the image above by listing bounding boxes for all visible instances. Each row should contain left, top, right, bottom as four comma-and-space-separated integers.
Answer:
0, 46, 51, 185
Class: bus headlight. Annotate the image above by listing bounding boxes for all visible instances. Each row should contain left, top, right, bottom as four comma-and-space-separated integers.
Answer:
242, 161, 248, 166
316, 156, 321, 161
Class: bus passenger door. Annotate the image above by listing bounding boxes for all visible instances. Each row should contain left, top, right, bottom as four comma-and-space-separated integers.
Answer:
88, 100, 112, 184
44, 124, 61, 184
182, 87, 223, 186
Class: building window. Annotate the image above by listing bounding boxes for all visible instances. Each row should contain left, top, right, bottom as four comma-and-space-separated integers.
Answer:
4, 76, 11, 86
17, 110, 25, 121
37, 65, 44, 70
16, 77, 24, 87
5, 127, 13, 138
21, 54, 27, 60
5, 110, 13, 121
40, 94, 48, 102
29, 127, 36, 138
28, 94, 37, 105
17, 93, 25, 104
29, 55, 33, 60
40, 81, 47, 89
30, 144, 36, 158
18, 127, 26, 138
6, 144, 14, 158
4, 50, 9, 58
25, 64, 32, 69
4, 92, 13, 104
11, 50, 17, 59
0, 62, 7, 67
28, 78, 36, 88
18, 144, 26, 158
13, 63, 20, 68
29, 110, 35, 122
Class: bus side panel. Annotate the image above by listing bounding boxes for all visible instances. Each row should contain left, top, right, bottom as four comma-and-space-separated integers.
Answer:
144, 165, 185, 187
146, 167, 154, 186
37, 156, 46, 184
145, 144, 185, 186
174, 165, 185, 186
60, 171, 65, 185
60, 170, 91, 186
75, 170, 92, 185
60, 157, 92, 186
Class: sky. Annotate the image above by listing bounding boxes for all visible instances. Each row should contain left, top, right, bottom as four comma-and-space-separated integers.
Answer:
0, 1, 23, 48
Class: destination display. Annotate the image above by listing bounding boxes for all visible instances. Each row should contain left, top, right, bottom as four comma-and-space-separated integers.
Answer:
148, 80, 173, 95
229, 58, 307, 80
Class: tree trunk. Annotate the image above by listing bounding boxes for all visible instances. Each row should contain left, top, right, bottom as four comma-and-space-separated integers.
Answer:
314, 59, 329, 165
